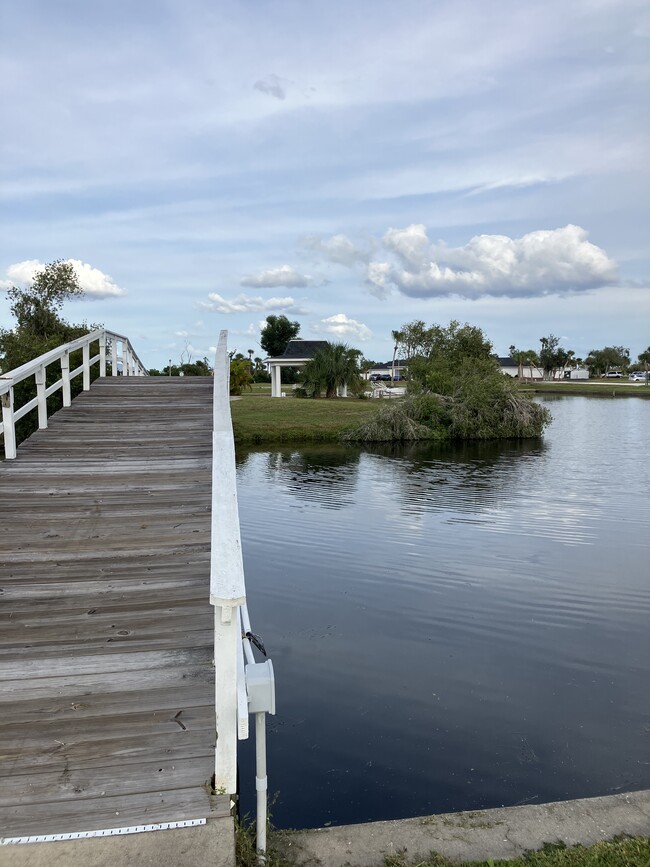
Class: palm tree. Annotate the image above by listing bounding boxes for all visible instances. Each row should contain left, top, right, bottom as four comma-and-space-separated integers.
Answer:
300, 343, 361, 398
391, 330, 402, 383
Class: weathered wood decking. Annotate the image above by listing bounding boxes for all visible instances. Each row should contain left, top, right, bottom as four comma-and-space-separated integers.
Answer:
0, 377, 229, 838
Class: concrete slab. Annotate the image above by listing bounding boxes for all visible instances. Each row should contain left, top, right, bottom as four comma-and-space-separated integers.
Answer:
0, 816, 234, 867
280, 790, 650, 866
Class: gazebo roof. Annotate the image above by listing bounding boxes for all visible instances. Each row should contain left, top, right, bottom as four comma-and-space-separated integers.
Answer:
266, 340, 330, 362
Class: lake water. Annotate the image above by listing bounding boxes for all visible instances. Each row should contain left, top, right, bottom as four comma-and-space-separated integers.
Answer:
236, 396, 650, 829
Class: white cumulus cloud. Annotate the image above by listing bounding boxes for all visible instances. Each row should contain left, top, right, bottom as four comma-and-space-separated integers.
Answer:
313, 313, 372, 342
240, 264, 314, 289
2, 258, 126, 298
198, 292, 304, 314
365, 224, 617, 299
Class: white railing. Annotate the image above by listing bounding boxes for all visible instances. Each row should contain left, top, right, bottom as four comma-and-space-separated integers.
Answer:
0, 329, 147, 459
211, 330, 275, 860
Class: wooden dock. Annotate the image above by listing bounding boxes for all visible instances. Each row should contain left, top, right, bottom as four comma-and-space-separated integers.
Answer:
0, 377, 229, 838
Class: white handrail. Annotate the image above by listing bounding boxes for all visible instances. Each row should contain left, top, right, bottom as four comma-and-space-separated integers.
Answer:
1, 329, 147, 459
211, 330, 247, 797
210, 330, 274, 860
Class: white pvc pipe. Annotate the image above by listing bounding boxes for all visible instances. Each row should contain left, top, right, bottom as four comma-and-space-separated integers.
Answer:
255, 711, 267, 861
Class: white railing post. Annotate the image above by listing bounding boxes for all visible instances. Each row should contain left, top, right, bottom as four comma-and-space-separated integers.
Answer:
213, 606, 241, 794
111, 337, 118, 376
35, 365, 47, 429
123, 342, 130, 377
99, 333, 107, 377
1, 382, 16, 460
82, 342, 91, 391
61, 351, 71, 407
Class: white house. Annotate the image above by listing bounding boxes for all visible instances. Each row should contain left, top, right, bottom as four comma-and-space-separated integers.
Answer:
496, 356, 589, 380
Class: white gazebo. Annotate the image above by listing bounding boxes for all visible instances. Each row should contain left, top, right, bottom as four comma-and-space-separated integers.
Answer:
265, 339, 332, 397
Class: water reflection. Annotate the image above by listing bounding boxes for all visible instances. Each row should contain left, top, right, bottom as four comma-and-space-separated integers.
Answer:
236, 397, 650, 829
237, 445, 363, 509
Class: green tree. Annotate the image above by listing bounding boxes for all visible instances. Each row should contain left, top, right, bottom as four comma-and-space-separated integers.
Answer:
390, 329, 402, 382
260, 315, 301, 357
346, 320, 551, 441
509, 345, 541, 379
0, 260, 95, 446
539, 334, 570, 379
229, 358, 253, 395
585, 345, 630, 376
638, 346, 650, 366
299, 343, 362, 398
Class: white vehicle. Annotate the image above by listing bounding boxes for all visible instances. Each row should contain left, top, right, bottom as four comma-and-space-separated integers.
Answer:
629, 372, 646, 382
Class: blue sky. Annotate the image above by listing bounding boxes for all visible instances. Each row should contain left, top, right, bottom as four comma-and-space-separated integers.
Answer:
1, 0, 648, 368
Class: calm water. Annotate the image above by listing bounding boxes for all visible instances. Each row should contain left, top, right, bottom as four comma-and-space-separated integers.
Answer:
236, 396, 650, 829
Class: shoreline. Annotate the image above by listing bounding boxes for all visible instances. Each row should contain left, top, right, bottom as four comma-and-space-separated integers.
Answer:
280, 789, 650, 866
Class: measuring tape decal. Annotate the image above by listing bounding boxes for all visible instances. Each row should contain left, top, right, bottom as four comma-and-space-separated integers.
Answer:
1, 817, 207, 845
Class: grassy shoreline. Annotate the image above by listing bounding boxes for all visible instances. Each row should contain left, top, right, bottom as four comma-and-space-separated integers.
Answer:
231, 395, 381, 444
231, 380, 650, 445
521, 381, 650, 398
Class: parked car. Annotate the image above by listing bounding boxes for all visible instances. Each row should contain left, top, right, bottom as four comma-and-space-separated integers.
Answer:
629, 372, 646, 382
604, 371, 623, 378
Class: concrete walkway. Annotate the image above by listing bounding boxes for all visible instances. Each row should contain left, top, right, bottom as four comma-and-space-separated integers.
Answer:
281, 790, 650, 866
0, 816, 234, 867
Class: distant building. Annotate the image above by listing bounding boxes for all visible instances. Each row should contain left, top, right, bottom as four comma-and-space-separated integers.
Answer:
496, 356, 589, 380
265, 339, 330, 397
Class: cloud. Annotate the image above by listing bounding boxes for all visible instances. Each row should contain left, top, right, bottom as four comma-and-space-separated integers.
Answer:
313, 313, 372, 342
365, 224, 617, 299
253, 74, 287, 100
2, 258, 126, 298
198, 292, 304, 314
240, 264, 314, 289
303, 234, 373, 267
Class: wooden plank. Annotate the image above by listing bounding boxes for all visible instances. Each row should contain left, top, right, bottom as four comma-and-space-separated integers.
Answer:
0, 788, 227, 837
0, 378, 223, 837
0, 757, 212, 806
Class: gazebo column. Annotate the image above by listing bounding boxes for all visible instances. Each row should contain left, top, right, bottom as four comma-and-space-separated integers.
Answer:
271, 364, 282, 397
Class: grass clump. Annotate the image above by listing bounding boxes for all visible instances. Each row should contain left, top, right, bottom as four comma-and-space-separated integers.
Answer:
379, 837, 650, 866
343, 385, 550, 444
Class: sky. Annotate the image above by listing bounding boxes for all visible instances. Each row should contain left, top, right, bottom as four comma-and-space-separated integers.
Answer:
1, 0, 649, 369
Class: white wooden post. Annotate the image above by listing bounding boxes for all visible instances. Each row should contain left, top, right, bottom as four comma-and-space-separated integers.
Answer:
35, 365, 47, 429
111, 338, 118, 376
1, 383, 16, 460
61, 351, 71, 407
82, 342, 91, 391
213, 607, 240, 793
99, 333, 107, 377
123, 343, 130, 377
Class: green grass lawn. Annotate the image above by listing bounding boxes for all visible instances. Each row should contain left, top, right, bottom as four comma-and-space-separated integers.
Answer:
519, 380, 650, 397
230, 394, 381, 443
